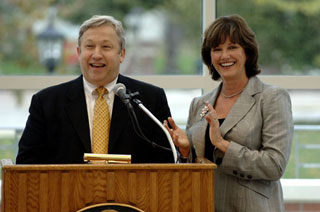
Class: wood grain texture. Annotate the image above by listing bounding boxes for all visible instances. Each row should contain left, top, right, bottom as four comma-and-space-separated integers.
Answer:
27, 172, 39, 212
128, 172, 137, 205
61, 172, 70, 212
192, 172, 201, 212
39, 173, 48, 212
1, 164, 216, 212
172, 171, 179, 212
18, 173, 27, 212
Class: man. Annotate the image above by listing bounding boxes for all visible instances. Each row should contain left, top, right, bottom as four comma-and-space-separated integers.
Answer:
16, 15, 174, 164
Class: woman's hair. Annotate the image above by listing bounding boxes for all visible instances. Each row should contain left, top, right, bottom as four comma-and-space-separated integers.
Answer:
78, 15, 126, 51
201, 14, 261, 80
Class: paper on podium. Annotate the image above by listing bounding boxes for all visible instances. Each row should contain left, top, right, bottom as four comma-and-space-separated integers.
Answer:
84, 153, 131, 164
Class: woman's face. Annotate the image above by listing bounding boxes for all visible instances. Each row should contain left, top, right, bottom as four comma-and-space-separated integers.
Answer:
210, 36, 247, 81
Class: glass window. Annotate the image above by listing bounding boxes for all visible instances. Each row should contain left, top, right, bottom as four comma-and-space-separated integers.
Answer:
0, 89, 34, 163
165, 89, 202, 128
283, 90, 320, 179
0, 1, 202, 76
217, 0, 320, 75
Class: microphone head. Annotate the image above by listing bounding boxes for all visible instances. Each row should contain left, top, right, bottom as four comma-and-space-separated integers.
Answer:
113, 83, 126, 96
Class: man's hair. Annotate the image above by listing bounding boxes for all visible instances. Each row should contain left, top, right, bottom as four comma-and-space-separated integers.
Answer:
201, 14, 261, 80
78, 15, 126, 50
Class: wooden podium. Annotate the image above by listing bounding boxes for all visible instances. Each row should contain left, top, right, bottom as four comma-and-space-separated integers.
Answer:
1, 163, 216, 212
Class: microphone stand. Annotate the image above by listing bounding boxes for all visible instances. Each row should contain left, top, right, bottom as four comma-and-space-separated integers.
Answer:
132, 98, 178, 163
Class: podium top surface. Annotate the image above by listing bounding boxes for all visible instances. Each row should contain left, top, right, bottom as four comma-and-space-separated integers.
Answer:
1, 163, 217, 171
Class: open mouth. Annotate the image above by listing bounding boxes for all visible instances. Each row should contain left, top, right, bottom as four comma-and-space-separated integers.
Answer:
220, 62, 235, 67
90, 63, 106, 68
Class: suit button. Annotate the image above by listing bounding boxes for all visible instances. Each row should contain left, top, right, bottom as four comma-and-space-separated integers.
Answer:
240, 173, 245, 178
233, 170, 238, 175
247, 175, 252, 179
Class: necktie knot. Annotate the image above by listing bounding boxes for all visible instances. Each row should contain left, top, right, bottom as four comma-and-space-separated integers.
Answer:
96, 87, 107, 98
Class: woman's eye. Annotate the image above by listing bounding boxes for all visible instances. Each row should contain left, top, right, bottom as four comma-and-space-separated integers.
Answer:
212, 48, 221, 52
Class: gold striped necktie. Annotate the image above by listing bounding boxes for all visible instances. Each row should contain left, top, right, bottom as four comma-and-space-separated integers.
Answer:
92, 87, 111, 153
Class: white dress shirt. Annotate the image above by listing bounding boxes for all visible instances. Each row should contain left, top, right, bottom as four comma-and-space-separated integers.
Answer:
83, 77, 118, 141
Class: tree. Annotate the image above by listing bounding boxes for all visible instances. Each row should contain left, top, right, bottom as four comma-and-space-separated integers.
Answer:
0, 0, 53, 74
217, 0, 320, 74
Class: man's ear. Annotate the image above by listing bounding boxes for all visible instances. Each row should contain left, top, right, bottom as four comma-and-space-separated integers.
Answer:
77, 46, 81, 56
119, 48, 126, 63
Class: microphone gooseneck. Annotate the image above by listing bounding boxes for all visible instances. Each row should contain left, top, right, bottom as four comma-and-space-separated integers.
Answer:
132, 98, 178, 163
113, 83, 177, 163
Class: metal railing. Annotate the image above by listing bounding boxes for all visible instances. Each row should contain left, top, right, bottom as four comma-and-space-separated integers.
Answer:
294, 125, 320, 178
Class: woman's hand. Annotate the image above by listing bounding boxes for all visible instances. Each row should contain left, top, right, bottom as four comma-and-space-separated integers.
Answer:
205, 102, 229, 152
163, 117, 190, 157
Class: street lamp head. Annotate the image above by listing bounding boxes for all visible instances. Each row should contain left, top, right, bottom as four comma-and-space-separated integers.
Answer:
36, 9, 65, 73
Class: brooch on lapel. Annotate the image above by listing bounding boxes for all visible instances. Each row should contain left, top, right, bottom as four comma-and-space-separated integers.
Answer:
200, 105, 209, 119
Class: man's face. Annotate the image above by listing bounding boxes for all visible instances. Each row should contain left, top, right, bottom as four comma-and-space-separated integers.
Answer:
77, 25, 125, 86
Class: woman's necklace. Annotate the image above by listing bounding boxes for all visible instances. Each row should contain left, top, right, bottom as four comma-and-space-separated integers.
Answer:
221, 87, 245, 98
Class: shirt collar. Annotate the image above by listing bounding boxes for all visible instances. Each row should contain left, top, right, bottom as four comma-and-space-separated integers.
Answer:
83, 76, 118, 95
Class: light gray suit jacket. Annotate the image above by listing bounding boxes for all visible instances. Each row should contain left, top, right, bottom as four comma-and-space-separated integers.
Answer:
186, 76, 293, 212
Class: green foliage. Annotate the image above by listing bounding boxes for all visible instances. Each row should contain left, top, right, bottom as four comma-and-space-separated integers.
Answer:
154, 47, 166, 74
0, 0, 54, 72
56, 0, 202, 75
0, 61, 45, 75
0, 0, 201, 75
255, 0, 320, 16
217, 0, 320, 74
57, 0, 167, 26
176, 45, 202, 75
1, 0, 320, 75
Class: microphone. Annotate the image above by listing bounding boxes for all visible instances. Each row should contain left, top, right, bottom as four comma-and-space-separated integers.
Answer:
113, 83, 133, 109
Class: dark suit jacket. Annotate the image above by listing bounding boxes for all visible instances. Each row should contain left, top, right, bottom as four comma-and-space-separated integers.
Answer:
16, 74, 174, 164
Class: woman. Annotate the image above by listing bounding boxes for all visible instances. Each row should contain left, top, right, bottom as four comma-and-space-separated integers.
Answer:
164, 14, 293, 212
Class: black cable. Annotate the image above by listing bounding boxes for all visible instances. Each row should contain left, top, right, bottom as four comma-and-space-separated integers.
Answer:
126, 105, 171, 152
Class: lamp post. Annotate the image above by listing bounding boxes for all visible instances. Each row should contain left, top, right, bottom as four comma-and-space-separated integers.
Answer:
126, 7, 143, 39
36, 8, 64, 73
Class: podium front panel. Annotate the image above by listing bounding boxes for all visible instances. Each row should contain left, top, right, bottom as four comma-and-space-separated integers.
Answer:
1, 164, 216, 212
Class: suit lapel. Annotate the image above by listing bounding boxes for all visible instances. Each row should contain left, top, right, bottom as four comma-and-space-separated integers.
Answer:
220, 76, 262, 137
108, 74, 131, 152
65, 76, 91, 153
189, 88, 220, 156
